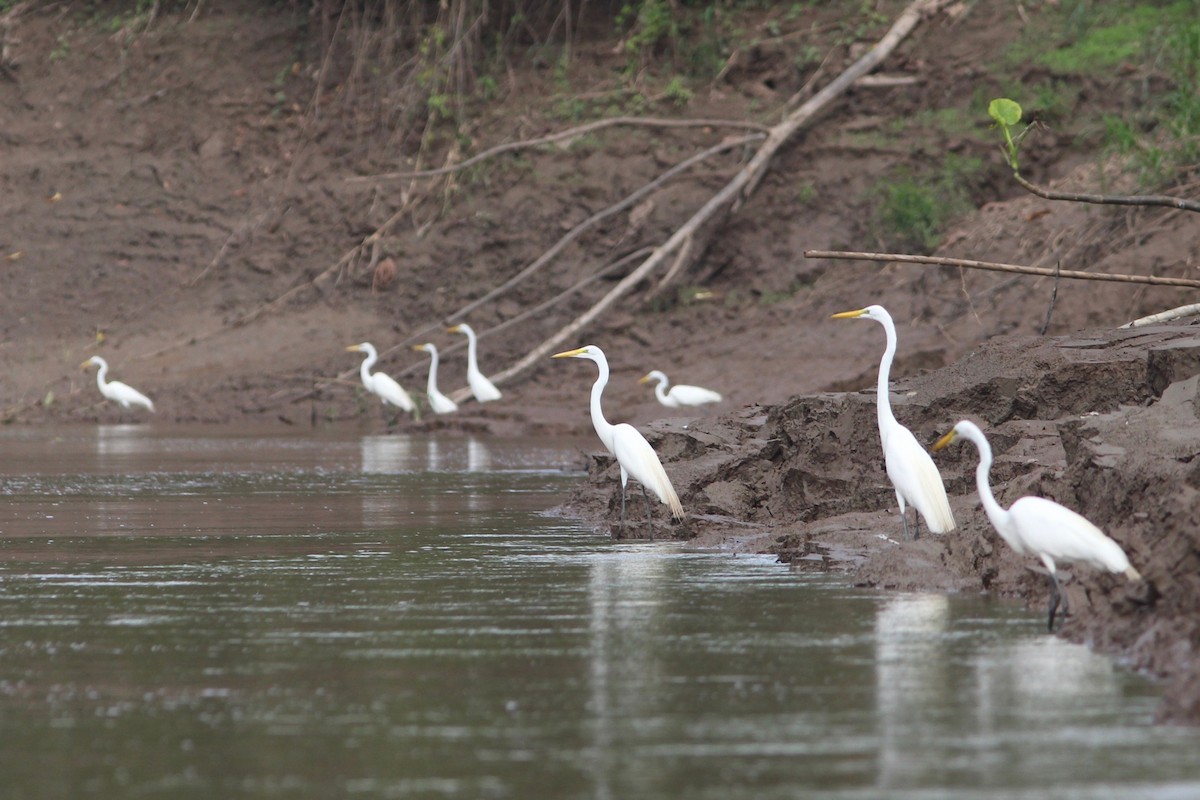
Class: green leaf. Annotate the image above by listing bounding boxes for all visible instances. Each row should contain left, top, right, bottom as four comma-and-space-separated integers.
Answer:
988, 98, 1023, 127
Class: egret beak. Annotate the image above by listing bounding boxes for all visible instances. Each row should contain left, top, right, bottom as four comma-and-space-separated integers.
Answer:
932, 430, 958, 452
447, 325, 462, 333
345, 345, 362, 352
79, 359, 93, 370
412, 344, 428, 353
831, 308, 868, 320
552, 347, 586, 359
638, 374, 653, 384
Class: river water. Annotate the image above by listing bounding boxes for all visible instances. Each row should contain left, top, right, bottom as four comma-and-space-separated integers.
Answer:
0, 425, 1196, 799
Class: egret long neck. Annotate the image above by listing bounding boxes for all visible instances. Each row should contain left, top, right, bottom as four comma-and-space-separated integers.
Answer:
653, 376, 670, 405
94, 361, 109, 391
876, 315, 900, 435
359, 349, 377, 384
589, 359, 616, 451
971, 436, 1011, 535
464, 329, 479, 375
426, 350, 440, 393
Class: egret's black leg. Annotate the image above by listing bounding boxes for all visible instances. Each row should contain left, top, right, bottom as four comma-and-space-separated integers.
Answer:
899, 509, 911, 540
1046, 572, 1063, 632
641, 484, 654, 540
913, 508, 921, 540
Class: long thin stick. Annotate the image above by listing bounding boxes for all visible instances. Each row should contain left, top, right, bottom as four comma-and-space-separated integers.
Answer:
1014, 173, 1200, 213
803, 249, 1200, 289
1122, 302, 1200, 328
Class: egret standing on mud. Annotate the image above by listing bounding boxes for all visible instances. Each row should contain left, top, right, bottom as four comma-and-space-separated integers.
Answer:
553, 345, 684, 536
638, 369, 722, 408
413, 343, 458, 414
448, 323, 502, 402
80, 356, 155, 412
934, 419, 1141, 631
832, 305, 954, 538
346, 342, 416, 414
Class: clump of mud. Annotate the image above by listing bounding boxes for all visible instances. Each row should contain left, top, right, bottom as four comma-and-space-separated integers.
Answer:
561, 323, 1200, 723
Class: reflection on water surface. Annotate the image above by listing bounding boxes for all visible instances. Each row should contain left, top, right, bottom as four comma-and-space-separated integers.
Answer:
0, 425, 1196, 799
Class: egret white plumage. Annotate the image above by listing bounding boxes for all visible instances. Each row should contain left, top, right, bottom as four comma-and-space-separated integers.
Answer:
447, 323, 501, 402
832, 305, 954, 538
412, 343, 458, 414
80, 356, 155, 412
552, 345, 684, 536
346, 342, 415, 413
638, 369, 722, 408
934, 420, 1141, 630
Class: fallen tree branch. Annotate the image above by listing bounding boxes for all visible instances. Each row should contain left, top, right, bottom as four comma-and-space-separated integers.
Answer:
1122, 303, 1200, 328
348, 116, 771, 183
803, 249, 1200, 289
486, 0, 951, 387
1013, 172, 1200, 213
448, 132, 764, 325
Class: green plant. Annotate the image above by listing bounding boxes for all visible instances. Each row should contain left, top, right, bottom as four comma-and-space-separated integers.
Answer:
663, 75, 692, 106
873, 155, 981, 253
49, 33, 70, 61
988, 97, 1032, 172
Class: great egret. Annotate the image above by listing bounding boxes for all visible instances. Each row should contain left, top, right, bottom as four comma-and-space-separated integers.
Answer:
447, 323, 501, 402
346, 342, 415, 413
832, 305, 954, 538
552, 345, 684, 536
934, 420, 1141, 630
412, 343, 458, 414
638, 370, 722, 408
80, 356, 155, 412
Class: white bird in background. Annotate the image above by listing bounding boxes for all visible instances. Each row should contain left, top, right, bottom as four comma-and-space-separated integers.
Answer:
346, 342, 416, 413
552, 345, 684, 536
832, 305, 954, 539
80, 356, 155, 412
447, 322, 502, 402
412, 343, 458, 414
934, 420, 1141, 631
638, 369, 722, 408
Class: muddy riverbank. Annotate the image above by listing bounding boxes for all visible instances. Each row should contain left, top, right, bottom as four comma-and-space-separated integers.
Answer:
561, 323, 1200, 723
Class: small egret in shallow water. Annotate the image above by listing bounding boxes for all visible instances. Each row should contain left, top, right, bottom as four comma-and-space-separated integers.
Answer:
447, 323, 501, 402
80, 356, 154, 412
934, 419, 1141, 631
346, 342, 415, 413
638, 370, 722, 408
413, 343, 458, 414
832, 304, 954, 538
553, 345, 684, 536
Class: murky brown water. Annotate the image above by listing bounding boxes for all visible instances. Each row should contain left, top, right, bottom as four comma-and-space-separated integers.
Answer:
0, 425, 1197, 799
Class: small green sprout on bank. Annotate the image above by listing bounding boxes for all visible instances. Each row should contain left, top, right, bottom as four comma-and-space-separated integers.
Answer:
986, 96, 1200, 213
987, 97, 1026, 173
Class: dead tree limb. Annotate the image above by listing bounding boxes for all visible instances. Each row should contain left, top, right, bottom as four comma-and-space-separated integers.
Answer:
487, 0, 951, 387
348, 117, 771, 183
804, 249, 1200, 289
1013, 173, 1200, 213
448, 132, 764, 325
1122, 303, 1200, 328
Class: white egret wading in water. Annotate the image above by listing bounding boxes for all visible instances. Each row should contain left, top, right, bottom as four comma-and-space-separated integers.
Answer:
552, 345, 684, 537
638, 369, 722, 408
832, 305, 954, 539
934, 420, 1141, 631
412, 343, 458, 414
447, 323, 501, 402
346, 342, 415, 413
80, 356, 155, 412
